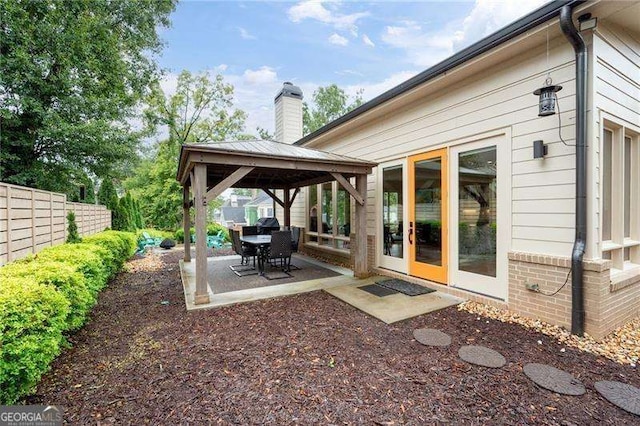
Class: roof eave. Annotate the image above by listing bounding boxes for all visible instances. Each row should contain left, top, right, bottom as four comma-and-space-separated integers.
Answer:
294, 0, 586, 146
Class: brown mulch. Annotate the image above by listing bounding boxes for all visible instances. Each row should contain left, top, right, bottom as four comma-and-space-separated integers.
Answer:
30, 250, 639, 424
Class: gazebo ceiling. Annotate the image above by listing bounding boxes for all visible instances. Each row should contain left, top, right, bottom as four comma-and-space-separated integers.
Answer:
176, 140, 377, 189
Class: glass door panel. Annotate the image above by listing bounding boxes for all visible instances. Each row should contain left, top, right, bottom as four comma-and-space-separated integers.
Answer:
382, 165, 403, 259
408, 149, 448, 283
458, 147, 497, 277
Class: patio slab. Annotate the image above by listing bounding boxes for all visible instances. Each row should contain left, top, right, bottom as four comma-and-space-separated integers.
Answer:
180, 254, 357, 310
324, 282, 464, 324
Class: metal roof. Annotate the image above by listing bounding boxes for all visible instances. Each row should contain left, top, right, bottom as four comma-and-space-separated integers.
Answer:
295, 0, 584, 146
176, 140, 376, 189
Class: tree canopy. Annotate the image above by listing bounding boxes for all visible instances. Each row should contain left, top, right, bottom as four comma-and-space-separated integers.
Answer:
303, 84, 363, 135
0, 0, 176, 197
125, 71, 245, 229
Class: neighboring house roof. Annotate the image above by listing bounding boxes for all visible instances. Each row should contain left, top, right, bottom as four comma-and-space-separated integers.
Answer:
245, 190, 272, 207
294, 0, 584, 146
220, 206, 246, 224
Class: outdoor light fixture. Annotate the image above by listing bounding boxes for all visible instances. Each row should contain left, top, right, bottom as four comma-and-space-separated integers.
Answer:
533, 140, 547, 159
533, 77, 563, 117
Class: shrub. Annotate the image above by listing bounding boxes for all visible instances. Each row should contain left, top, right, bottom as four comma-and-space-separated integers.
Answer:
0, 261, 94, 331
84, 231, 136, 271
174, 227, 194, 243
207, 223, 230, 242
0, 277, 70, 404
66, 211, 81, 243
37, 243, 109, 295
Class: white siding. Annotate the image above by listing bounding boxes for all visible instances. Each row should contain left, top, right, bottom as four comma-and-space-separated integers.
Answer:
307, 36, 580, 257
592, 22, 640, 257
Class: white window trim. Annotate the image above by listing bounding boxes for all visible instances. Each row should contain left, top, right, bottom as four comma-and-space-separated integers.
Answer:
305, 181, 352, 253
601, 117, 640, 274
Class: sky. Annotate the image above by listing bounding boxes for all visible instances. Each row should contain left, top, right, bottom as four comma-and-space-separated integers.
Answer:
156, 0, 550, 136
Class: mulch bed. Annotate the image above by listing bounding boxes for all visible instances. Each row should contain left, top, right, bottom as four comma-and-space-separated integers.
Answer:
29, 250, 639, 424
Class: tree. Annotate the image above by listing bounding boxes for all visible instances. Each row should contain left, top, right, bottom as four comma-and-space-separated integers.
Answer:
97, 179, 118, 211
0, 0, 176, 197
303, 84, 363, 135
256, 126, 274, 140
66, 211, 81, 243
125, 71, 247, 230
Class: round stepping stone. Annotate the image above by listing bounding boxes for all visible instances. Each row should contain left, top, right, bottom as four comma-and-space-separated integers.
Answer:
458, 345, 506, 368
413, 328, 452, 347
594, 381, 640, 416
523, 363, 585, 396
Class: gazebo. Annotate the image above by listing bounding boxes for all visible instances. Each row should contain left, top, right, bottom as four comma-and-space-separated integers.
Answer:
176, 140, 377, 305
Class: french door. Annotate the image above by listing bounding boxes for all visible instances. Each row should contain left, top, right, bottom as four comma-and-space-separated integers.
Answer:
450, 136, 508, 299
408, 149, 448, 284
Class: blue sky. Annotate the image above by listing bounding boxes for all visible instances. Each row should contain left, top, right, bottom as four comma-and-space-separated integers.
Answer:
157, 0, 548, 135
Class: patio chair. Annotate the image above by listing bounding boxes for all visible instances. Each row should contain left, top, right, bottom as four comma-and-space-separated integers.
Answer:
288, 226, 302, 271
229, 229, 258, 277
262, 230, 292, 280
206, 230, 225, 249
137, 232, 161, 253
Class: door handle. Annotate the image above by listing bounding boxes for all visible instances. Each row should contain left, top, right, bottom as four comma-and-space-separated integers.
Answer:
408, 223, 413, 245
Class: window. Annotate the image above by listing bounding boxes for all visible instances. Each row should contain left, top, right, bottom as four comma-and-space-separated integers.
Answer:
306, 182, 352, 251
602, 122, 639, 271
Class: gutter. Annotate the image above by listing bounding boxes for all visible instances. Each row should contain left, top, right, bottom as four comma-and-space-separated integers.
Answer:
560, 4, 587, 336
295, 0, 585, 146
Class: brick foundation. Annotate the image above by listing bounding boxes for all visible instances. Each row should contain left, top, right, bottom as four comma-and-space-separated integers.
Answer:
508, 251, 640, 340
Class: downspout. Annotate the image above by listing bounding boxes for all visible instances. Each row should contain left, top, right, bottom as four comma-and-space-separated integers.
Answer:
560, 5, 587, 336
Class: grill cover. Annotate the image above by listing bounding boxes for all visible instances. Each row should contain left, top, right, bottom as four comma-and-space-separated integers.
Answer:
256, 217, 280, 235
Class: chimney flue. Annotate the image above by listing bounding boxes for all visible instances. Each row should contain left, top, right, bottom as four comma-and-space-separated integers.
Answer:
274, 81, 303, 144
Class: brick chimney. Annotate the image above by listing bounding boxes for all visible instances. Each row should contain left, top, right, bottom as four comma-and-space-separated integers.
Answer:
274, 82, 303, 144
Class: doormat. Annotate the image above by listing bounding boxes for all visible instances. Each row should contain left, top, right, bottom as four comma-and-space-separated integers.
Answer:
358, 284, 398, 297
376, 279, 436, 296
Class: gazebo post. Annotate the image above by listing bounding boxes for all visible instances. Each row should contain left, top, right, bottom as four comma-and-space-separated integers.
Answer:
193, 164, 210, 305
354, 174, 368, 278
182, 185, 191, 263
283, 187, 291, 228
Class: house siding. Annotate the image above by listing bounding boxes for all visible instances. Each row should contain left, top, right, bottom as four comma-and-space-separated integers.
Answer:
309, 37, 578, 258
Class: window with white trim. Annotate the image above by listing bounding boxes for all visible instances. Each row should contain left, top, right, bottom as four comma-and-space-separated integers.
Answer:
306, 182, 352, 251
602, 121, 639, 272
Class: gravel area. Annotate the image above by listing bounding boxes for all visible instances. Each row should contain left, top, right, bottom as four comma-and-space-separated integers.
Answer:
459, 301, 640, 367
29, 250, 639, 424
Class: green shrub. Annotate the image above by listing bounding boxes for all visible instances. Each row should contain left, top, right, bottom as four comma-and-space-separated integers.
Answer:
0, 277, 70, 404
174, 227, 194, 243
0, 261, 94, 331
66, 211, 81, 243
207, 223, 230, 242
37, 243, 109, 295
84, 231, 136, 271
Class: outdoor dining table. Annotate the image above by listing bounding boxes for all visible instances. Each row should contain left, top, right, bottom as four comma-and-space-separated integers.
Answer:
239, 234, 272, 275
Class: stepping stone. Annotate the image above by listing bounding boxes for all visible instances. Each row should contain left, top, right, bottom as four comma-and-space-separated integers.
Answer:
458, 345, 506, 368
413, 328, 451, 347
523, 363, 585, 396
594, 381, 640, 416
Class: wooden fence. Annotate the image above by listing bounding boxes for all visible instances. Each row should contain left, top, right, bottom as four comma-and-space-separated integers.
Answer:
0, 182, 111, 265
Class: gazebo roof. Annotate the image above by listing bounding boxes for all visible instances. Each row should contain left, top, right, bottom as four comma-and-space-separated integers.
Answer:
176, 140, 377, 189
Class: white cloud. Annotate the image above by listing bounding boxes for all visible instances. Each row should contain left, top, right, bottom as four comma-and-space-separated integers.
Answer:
238, 27, 256, 40
328, 33, 348, 46
243, 66, 278, 85
381, 0, 549, 67
335, 69, 364, 77
362, 34, 375, 48
288, 1, 369, 35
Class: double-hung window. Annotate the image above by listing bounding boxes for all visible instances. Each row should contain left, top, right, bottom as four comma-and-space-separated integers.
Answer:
602, 120, 639, 272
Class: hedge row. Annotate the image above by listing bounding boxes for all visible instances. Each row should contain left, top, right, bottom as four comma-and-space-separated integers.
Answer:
0, 231, 137, 404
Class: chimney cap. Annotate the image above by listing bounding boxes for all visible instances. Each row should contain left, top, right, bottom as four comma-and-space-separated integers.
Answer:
275, 81, 303, 102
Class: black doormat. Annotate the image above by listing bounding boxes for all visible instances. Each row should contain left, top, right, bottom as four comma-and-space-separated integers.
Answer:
376, 279, 436, 296
358, 284, 398, 297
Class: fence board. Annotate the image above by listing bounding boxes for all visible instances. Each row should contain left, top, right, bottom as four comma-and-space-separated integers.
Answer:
0, 182, 112, 265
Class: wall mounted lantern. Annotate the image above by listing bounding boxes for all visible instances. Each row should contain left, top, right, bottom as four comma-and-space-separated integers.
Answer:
533, 78, 563, 117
